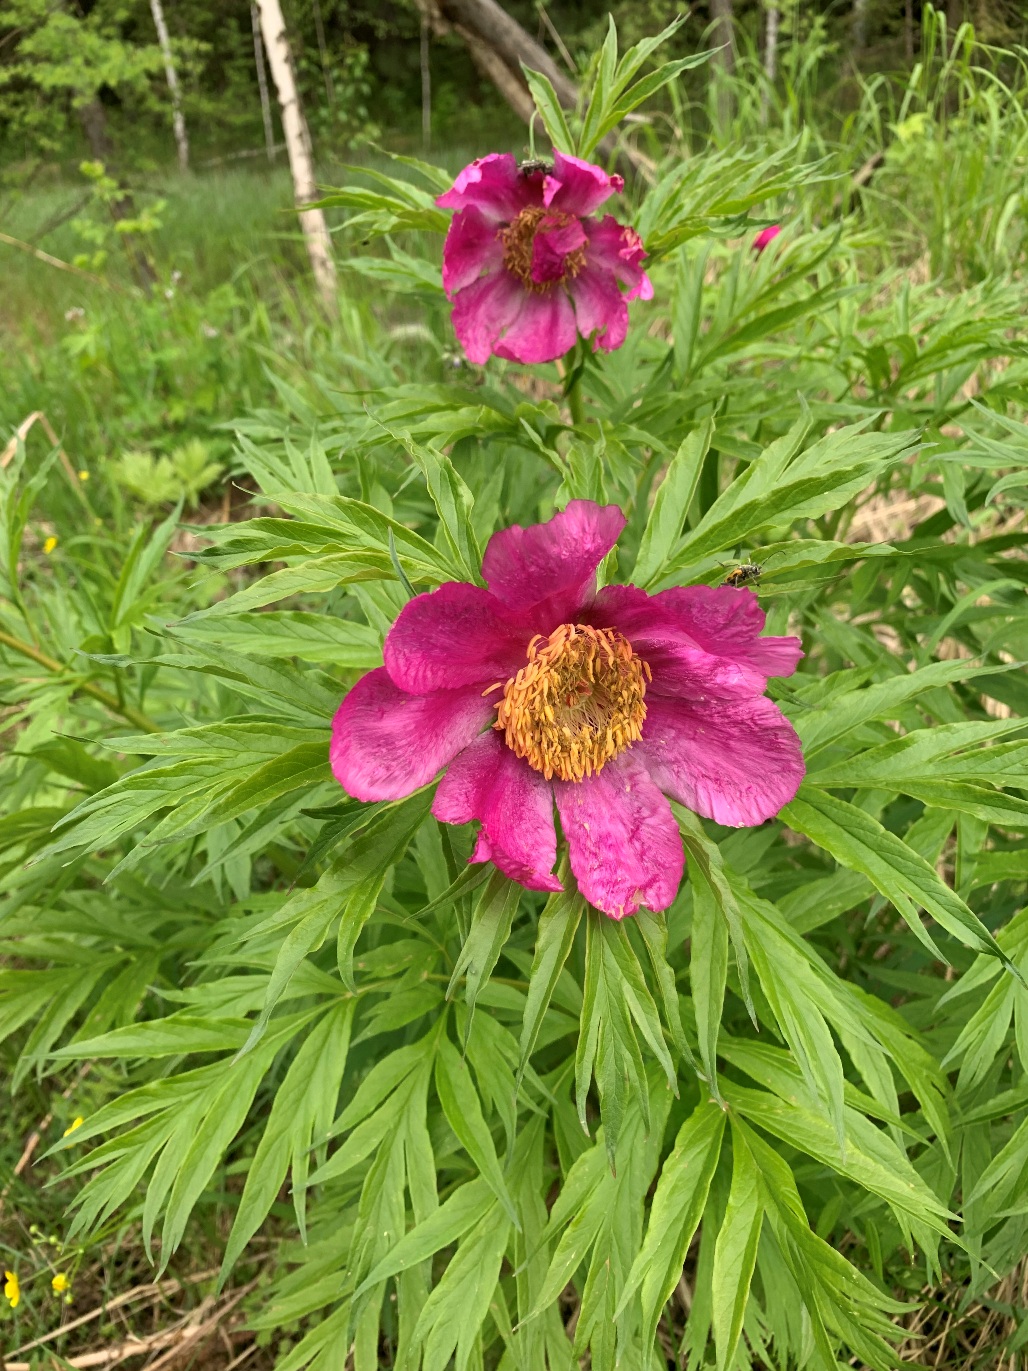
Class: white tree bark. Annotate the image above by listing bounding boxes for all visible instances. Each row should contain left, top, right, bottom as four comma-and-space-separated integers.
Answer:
148, 0, 189, 173
255, 0, 337, 311
852, 0, 869, 50
251, 5, 277, 164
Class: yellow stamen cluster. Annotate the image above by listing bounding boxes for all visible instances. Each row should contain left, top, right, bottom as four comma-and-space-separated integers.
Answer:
493, 623, 649, 782
498, 207, 586, 292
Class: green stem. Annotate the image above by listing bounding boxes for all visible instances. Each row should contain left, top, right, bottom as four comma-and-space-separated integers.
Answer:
0, 628, 158, 734
566, 375, 586, 428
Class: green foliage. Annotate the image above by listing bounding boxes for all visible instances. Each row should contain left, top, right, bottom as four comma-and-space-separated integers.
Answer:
3, 13, 1028, 1370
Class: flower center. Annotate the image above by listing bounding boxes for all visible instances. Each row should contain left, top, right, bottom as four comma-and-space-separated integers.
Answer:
493, 624, 649, 782
498, 206, 587, 292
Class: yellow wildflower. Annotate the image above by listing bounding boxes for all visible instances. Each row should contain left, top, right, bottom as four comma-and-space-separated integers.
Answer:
42, 536, 58, 555
63, 1116, 84, 1137
3, 1269, 19, 1308
52, 1273, 70, 1294
78, 470, 90, 481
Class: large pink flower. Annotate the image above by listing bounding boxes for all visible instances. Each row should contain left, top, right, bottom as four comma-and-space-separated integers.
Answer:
436, 151, 653, 366
331, 502, 804, 919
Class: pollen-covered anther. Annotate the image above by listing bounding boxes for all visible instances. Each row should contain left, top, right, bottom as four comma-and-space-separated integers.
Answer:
498, 207, 587, 291
495, 623, 650, 782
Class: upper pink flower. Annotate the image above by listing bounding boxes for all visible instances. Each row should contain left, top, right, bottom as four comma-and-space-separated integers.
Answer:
753, 224, 782, 254
330, 502, 805, 920
435, 151, 653, 366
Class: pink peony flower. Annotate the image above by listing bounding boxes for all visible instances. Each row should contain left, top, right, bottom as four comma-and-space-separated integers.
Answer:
331, 502, 804, 920
753, 224, 782, 254
435, 151, 653, 366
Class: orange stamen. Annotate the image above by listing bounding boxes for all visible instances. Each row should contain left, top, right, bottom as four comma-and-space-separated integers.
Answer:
494, 624, 648, 782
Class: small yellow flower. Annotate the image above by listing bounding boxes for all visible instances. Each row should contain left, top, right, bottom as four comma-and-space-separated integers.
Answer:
3, 1269, 19, 1308
78, 470, 90, 481
52, 1273, 70, 1294
42, 536, 58, 555
63, 1117, 84, 1137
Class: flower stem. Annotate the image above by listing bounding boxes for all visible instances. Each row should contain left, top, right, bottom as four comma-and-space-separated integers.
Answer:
0, 628, 158, 734
566, 371, 586, 428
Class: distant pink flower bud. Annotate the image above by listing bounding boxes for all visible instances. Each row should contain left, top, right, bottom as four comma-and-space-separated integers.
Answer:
435, 152, 653, 366
753, 224, 782, 254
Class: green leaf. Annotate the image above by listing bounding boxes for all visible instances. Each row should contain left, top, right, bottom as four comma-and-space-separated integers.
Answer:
221, 1000, 354, 1282
447, 869, 521, 1042
783, 786, 1013, 968
355, 1178, 494, 1296
712, 1122, 763, 1371
676, 804, 753, 1019
435, 1037, 518, 1226
517, 883, 584, 1085
521, 66, 574, 152
632, 419, 714, 587
691, 865, 728, 1101
616, 1101, 725, 1349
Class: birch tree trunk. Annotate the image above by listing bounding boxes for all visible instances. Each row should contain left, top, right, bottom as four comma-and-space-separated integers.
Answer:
149, 0, 189, 172
251, 4, 277, 164
255, 0, 337, 310
852, 0, 870, 51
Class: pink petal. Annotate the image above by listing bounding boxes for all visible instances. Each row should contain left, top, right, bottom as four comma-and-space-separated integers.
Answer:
433, 731, 562, 892
568, 265, 629, 352
589, 584, 768, 699
554, 753, 683, 918
584, 217, 652, 301
638, 693, 805, 827
653, 585, 803, 681
544, 151, 624, 217
753, 225, 781, 254
383, 582, 532, 695
442, 207, 503, 298
450, 270, 524, 365
436, 153, 535, 221
482, 499, 626, 617
331, 668, 492, 802
530, 217, 588, 285
492, 287, 578, 365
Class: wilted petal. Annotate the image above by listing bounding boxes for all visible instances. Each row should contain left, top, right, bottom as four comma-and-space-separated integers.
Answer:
450, 270, 524, 365
437, 153, 533, 220
331, 668, 492, 802
493, 286, 577, 364
555, 752, 683, 918
483, 499, 626, 617
384, 583, 532, 695
442, 206, 503, 297
654, 585, 803, 681
544, 151, 624, 216
638, 693, 805, 827
584, 217, 652, 300
568, 264, 630, 352
433, 731, 562, 892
